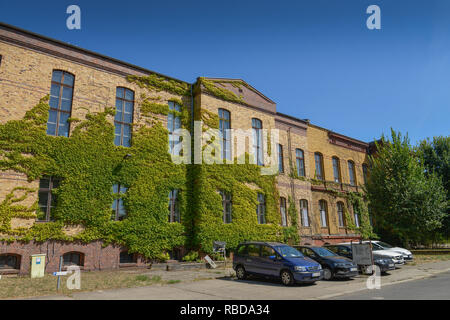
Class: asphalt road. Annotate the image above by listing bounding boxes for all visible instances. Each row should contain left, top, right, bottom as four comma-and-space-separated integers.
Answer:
330, 270, 450, 300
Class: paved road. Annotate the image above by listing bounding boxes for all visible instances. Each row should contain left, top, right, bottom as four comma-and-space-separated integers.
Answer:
329, 271, 450, 300
26, 260, 450, 300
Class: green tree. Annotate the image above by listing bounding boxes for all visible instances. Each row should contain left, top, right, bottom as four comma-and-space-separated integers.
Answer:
366, 129, 447, 247
416, 136, 450, 242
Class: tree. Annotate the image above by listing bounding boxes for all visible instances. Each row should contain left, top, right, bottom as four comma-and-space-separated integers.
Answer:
366, 129, 447, 247
416, 136, 450, 242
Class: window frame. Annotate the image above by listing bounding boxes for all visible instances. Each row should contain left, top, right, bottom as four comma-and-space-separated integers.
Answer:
252, 118, 263, 166
168, 101, 182, 155
37, 176, 61, 222
218, 108, 231, 161
256, 193, 266, 224
112, 184, 128, 221
168, 189, 181, 223
300, 199, 310, 227
296, 149, 305, 177
319, 200, 328, 228
48, 70, 75, 137
332, 156, 341, 183
0, 254, 20, 270
348, 160, 357, 186
337, 201, 346, 227
277, 144, 284, 174
362, 164, 369, 184
220, 190, 232, 224
114, 87, 134, 147
62, 251, 84, 267
314, 152, 324, 180
280, 197, 287, 227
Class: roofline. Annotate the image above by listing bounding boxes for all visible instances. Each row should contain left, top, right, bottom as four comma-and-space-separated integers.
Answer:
276, 112, 309, 125
0, 22, 189, 85
308, 123, 369, 147
199, 77, 276, 104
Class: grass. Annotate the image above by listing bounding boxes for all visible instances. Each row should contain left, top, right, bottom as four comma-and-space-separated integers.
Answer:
0, 270, 180, 299
408, 254, 450, 266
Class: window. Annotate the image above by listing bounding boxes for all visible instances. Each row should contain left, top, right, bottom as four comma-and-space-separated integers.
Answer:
319, 200, 328, 227
348, 160, 356, 186
0, 254, 20, 270
362, 164, 369, 184
237, 245, 248, 256
220, 191, 232, 224
252, 118, 263, 165
261, 245, 276, 259
115, 87, 134, 147
332, 157, 341, 183
280, 197, 287, 227
296, 149, 305, 177
247, 244, 260, 257
277, 144, 284, 173
47, 70, 74, 137
300, 199, 310, 227
337, 202, 345, 227
63, 252, 84, 267
314, 153, 324, 180
353, 204, 360, 227
219, 109, 231, 161
37, 176, 61, 221
112, 184, 127, 221
256, 193, 266, 224
120, 251, 137, 264
168, 189, 181, 223
168, 101, 182, 155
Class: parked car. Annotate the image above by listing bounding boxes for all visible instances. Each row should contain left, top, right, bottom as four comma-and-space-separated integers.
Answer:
324, 244, 396, 274
294, 245, 358, 280
338, 242, 405, 267
233, 242, 323, 286
364, 240, 413, 262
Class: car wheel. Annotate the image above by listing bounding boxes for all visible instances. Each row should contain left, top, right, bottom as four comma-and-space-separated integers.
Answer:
323, 268, 333, 280
235, 266, 247, 280
280, 270, 294, 286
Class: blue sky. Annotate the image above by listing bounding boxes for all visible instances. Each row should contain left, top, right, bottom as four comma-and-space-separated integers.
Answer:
1, 0, 449, 144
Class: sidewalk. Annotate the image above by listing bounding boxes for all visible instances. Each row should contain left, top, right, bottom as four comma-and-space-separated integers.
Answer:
24, 260, 450, 300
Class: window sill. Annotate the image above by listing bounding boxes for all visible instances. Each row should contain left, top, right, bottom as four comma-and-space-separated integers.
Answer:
119, 263, 138, 268
0, 268, 20, 275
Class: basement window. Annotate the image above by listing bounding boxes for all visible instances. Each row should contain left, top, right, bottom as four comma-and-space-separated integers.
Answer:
63, 252, 84, 267
0, 254, 20, 270
119, 251, 136, 264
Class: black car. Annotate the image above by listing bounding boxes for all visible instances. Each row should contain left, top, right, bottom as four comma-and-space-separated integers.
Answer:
295, 245, 358, 280
324, 244, 395, 274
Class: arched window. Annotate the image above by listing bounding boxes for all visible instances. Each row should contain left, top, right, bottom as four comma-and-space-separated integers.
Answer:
319, 200, 328, 227
362, 164, 369, 184
252, 118, 263, 165
220, 190, 232, 224
353, 204, 360, 227
300, 199, 310, 227
314, 152, 324, 180
280, 197, 287, 227
168, 189, 181, 223
348, 160, 356, 186
219, 109, 231, 161
256, 193, 266, 224
296, 149, 305, 177
115, 87, 134, 147
0, 254, 21, 270
63, 252, 84, 267
168, 100, 182, 155
278, 144, 284, 173
48, 70, 74, 137
337, 201, 345, 227
332, 157, 341, 183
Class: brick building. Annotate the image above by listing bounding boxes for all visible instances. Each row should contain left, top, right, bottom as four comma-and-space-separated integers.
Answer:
0, 23, 370, 274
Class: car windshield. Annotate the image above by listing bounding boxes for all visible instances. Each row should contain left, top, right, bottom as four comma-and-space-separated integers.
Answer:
275, 245, 304, 258
371, 243, 385, 250
377, 241, 393, 249
313, 247, 337, 257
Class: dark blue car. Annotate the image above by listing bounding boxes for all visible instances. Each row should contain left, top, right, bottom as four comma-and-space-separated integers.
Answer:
233, 241, 323, 286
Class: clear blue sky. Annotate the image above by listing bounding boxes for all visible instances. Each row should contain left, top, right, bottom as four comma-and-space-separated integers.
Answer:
1, 0, 449, 145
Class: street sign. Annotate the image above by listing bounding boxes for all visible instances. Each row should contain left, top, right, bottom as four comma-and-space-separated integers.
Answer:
53, 271, 68, 276
204, 255, 217, 269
